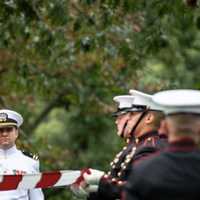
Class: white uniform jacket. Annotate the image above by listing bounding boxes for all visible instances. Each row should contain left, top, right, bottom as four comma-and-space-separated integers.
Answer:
0, 145, 44, 200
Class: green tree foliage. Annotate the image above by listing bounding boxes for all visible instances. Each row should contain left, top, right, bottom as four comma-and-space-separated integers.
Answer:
0, 0, 200, 199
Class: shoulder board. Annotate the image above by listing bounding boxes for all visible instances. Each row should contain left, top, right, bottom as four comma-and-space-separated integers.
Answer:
22, 150, 39, 160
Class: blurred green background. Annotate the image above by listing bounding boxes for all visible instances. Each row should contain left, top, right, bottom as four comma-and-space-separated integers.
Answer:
0, 0, 200, 199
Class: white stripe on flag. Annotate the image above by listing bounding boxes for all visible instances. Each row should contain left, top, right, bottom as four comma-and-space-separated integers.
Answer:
54, 170, 80, 187
18, 173, 42, 189
0, 175, 3, 183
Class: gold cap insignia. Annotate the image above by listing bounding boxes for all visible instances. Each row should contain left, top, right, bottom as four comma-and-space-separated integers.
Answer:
0, 113, 8, 122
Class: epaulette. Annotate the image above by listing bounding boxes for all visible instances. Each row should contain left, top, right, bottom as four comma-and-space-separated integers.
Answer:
22, 150, 39, 160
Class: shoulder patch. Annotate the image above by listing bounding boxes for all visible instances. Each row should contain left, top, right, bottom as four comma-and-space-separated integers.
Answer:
22, 150, 39, 160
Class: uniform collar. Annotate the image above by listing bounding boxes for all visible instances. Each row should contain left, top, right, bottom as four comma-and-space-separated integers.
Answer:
135, 130, 158, 144
0, 145, 18, 156
168, 137, 198, 152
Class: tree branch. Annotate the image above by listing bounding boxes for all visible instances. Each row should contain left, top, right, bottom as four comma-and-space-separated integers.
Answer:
28, 87, 70, 133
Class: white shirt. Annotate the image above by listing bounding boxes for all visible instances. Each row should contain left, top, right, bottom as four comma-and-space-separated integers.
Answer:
0, 145, 44, 200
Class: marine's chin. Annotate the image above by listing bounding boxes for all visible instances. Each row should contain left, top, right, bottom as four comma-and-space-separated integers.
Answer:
0, 142, 13, 150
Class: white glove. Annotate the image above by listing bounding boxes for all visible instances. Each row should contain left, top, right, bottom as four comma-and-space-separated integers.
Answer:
83, 168, 105, 185
71, 183, 99, 197
70, 182, 88, 198
70, 168, 104, 198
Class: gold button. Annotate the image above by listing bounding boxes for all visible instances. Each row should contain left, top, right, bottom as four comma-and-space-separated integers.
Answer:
122, 165, 127, 170
117, 172, 121, 177
114, 158, 119, 163
118, 181, 123, 185
131, 150, 136, 155
120, 163, 125, 168
116, 152, 122, 157
123, 146, 127, 150
135, 138, 139, 144
112, 164, 116, 169
125, 158, 131, 163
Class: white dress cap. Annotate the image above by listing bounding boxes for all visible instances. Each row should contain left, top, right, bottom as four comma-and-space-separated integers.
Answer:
129, 89, 161, 111
113, 95, 135, 109
0, 109, 23, 127
152, 89, 200, 114
112, 95, 135, 116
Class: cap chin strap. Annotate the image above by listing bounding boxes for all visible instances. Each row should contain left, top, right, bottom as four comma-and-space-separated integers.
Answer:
129, 109, 149, 138
120, 121, 128, 138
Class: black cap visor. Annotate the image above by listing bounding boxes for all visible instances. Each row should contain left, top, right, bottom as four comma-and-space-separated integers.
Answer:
112, 105, 147, 117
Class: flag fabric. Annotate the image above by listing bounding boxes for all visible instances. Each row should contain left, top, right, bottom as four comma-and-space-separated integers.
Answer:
0, 170, 80, 191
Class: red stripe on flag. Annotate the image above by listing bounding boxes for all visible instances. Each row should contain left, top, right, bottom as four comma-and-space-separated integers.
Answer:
36, 171, 61, 188
0, 175, 23, 191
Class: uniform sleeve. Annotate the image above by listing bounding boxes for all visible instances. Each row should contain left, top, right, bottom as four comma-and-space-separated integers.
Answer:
98, 178, 123, 199
122, 189, 140, 200
29, 160, 45, 200
87, 147, 157, 200
29, 189, 44, 200
122, 168, 142, 200
87, 178, 123, 200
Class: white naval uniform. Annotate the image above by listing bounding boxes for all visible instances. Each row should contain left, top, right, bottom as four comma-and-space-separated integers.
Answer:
0, 145, 44, 200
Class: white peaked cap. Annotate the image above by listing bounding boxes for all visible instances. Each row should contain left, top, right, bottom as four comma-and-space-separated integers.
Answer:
0, 109, 23, 127
129, 89, 162, 111
152, 89, 200, 115
113, 95, 135, 109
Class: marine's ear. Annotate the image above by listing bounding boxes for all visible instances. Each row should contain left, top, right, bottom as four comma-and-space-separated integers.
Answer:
14, 127, 19, 140
145, 113, 154, 124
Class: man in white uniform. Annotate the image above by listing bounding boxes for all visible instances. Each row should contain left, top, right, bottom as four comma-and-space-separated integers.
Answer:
0, 109, 44, 200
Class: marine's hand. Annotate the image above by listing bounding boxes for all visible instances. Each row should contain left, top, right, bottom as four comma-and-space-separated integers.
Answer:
70, 168, 104, 198
83, 168, 105, 185
70, 181, 88, 198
